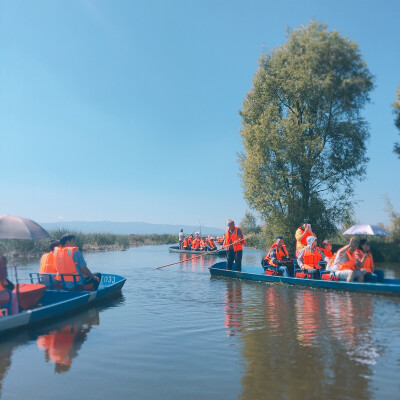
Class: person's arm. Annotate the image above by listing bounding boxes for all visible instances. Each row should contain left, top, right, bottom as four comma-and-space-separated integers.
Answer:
74, 251, 100, 283
269, 248, 278, 265
297, 249, 305, 268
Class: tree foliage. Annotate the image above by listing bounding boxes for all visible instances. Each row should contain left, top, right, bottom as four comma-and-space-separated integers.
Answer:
393, 84, 400, 158
239, 22, 374, 243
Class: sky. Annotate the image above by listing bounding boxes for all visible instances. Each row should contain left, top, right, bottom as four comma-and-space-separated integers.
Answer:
0, 0, 399, 230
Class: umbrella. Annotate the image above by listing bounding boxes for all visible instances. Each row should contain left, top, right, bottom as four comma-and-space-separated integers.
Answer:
343, 224, 389, 236
0, 215, 50, 240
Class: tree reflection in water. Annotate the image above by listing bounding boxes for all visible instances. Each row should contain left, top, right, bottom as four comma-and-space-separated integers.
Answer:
224, 280, 243, 337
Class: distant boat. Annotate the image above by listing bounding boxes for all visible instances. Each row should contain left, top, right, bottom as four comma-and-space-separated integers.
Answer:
169, 245, 227, 256
0, 273, 126, 336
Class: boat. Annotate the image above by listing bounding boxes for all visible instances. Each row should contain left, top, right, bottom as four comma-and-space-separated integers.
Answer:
169, 245, 227, 256
0, 272, 126, 335
209, 261, 400, 296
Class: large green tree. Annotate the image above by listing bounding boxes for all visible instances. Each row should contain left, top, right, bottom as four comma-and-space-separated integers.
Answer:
239, 22, 374, 245
393, 84, 400, 158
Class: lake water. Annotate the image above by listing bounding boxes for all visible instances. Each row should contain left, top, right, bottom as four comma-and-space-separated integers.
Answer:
1, 245, 400, 399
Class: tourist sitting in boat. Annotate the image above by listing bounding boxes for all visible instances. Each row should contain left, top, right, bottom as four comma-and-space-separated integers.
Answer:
39, 240, 60, 274
182, 236, 191, 250
331, 237, 366, 282
320, 239, 336, 269
207, 237, 217, 251
187, 233, 194, 248
55, 234, 100, 289
295, 219, 317, 257
297, 236, 326, 279
191, 233, 201, 251
200, 237, 209, 251
356, 239, 384, 283
262, 236, 290, 277
0, 254, 19, 315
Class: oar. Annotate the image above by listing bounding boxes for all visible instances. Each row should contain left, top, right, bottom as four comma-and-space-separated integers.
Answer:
156, 234, 252, 270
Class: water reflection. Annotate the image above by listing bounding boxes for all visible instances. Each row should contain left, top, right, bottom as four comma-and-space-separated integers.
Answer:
179, 253, 219, 270
37, 307, 100, 373
217, 278, 380, 400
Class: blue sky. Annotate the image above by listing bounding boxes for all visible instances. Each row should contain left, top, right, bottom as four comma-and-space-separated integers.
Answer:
0, 0, 399, 230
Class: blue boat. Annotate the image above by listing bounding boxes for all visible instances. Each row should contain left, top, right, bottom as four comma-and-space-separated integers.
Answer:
209, 261, 400, 296
0, 273, 126, 335
169, 245, 227, 256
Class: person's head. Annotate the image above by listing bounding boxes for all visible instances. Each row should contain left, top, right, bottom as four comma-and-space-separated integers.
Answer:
195, 232, 200, 237
307, 235, 317, 250
349, 237, 359, 252
358, 238, 369, 252
321, 240, 332, 251
275, 236, 284, 247
227, 219, 235, 229
180, 229, 183, 232
48, 240, 60, 252
60, 234, 76, 247
301, 219, 311, 230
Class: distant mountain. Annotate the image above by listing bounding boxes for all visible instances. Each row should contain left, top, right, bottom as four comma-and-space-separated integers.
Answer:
40, 221, 225, 236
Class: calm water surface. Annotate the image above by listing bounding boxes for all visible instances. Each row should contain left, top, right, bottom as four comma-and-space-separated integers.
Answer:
1, 245, 400, 400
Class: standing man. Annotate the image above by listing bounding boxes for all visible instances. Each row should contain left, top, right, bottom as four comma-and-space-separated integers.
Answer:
223, 219, 246, 271
295, 219, 317, 257
178, 229, 184, 250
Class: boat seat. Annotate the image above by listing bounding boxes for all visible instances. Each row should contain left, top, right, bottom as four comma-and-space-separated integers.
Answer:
0, 289, 12, 316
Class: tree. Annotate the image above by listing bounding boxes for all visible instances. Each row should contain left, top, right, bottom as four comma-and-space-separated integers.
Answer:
393, 84, 400, 158
239, 22, 374, 244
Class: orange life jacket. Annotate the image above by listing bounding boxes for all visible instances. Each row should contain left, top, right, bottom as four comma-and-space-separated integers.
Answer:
188, 236, 193, 245
321, 248, 333, 258
39, 249, 58, 274
264, 243, 289, 266
55, 247, 81, 282
223, 227, 245, 251
338, 250, 356, 271
182, 239, 189, 247
295, 227, 313, 251
356, 250, 374, 273
302, 247, 322, 270
208, 239, 216, 248
191, 238, 200, 249
200, 240, 207, 250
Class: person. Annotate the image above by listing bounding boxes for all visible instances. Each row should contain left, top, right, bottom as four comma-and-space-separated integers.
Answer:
223, 219, 245, 271
295, 219, 317, 257
191, 233, 201, 251
262, 236, 290, 277
178, 229, 184, 250
0, 254, 19, 315
207, 237, 217, 251
187, 233, 194, 248
356, 239, 384, 283
55, 234, 100, 289
39, 240, 60, 274
297, 236, 326, 279
182, 236, 190, 250
320, 239, 336, 269
200, 237, 209, 251
331, 237, 366, 282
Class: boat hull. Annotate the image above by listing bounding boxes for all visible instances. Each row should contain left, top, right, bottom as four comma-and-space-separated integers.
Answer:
0, 273, 126, 335
169, 245, 226, 256
209, 262, 400, 295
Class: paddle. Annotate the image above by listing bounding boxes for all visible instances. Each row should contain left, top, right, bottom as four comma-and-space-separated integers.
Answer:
156, 234, 252, 270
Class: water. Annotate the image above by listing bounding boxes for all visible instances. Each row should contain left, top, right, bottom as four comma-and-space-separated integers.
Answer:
1, 245, 400, 399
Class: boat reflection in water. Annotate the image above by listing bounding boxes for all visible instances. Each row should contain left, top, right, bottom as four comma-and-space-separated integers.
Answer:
217, 278, 379, 400
179, 253, 218, 270
36, 307, 100, 373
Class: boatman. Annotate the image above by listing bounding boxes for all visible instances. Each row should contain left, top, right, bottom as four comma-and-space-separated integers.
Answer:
223, 219, 245, 271
262, 236, 290, 277
178, 229, 184, 249
55, 234, 100, 289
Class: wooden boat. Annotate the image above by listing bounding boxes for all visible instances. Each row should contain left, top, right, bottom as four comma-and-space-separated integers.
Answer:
0, 273, 126, 335
209, 261, 400, 296
169, 245, 227, 256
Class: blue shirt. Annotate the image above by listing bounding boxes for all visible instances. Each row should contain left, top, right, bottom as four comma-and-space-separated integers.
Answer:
72, 250, 87, 273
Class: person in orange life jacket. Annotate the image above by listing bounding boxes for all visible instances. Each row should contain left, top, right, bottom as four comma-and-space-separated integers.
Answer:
297, 236, 326, 279
320, 239, 336, 269
39, 240, 60, 274
0, 253, 18, 315
295, 219, 317, 257
191, 233, 201, 251
58, 234, 100, 287
182, 236, 191, 250
356, 239, 384, 283
262, 236, 290, 277
332, 237, 366, 282
187, 233, 194, 248
207, 237, 217, 251
223, 219, 245, 271
200, 237, 208, 251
